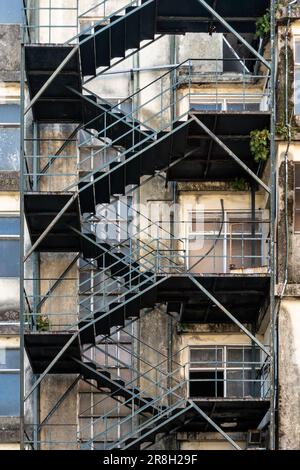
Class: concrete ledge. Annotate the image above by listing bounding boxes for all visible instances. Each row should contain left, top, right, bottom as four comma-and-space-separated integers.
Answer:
0, 417, 20, 443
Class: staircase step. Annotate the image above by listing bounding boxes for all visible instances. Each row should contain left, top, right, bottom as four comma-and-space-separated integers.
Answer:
82, 95, 101, 130
140, 286, 157, 308
110, 253, 129, 277
94, 311, 110, 336
109, 161, 126, 195
110, 15, 126, 59
109, 302, 125, 327
79, 34, 96, 76
125, 7, 141, 50
111, 379, 126, 397
140, 0, 156, 40
94, 24, 111, 67
79, 321, 95, 345
156, 131, 172, 168
81, 233, 97, 259
96, 243, 113, 269
171, 121, 190, 158
124, 293, 140, 318
78, 181, 95, 214
140, 143, 157, 175
124, 438, 140, 450
125, 151, 140, 185
94, 171, 110, 204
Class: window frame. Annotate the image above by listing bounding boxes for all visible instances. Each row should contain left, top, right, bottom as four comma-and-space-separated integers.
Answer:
186, 210, 264, 273
190, 97, 263, 112
188, 345, 262, 399
0, 101, 20, 172
0, 347, 20, 417
0, 213, 20, 278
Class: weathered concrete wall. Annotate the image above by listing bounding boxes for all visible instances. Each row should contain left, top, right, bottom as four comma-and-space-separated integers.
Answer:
278, 299, 300, 449
277, 143, 300, 284
40, 375, 78, 450
0, 25, 21, 82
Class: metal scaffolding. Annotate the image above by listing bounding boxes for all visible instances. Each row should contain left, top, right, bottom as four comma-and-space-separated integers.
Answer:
20, 0, 277, 450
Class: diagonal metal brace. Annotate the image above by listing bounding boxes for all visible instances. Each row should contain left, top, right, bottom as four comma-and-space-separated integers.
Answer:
189, 275, 270, 356
190, 401, 242, 450
191, 115, 271, 194
196, 0, 271, 70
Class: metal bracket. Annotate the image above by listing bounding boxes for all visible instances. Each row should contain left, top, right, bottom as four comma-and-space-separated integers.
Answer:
191, 114, 271, 194
196, 0, 271, 70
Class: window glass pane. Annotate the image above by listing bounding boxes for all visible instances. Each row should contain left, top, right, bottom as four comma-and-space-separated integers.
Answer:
295, 69, 300, 115
190, 348, 223, 368
227, 103, 260, 111
190, 103, 222, 111
295, 40, 300, 64
0, 128, 20, 170
189, 371, 224, 397
0, 105, 20, 124
0, 240, 20, 277
0, 374, 20, 415
0, 217, 20, 235
0, 349, 20, 369
227, 347, 260, 367
0, 0, 22, 23
227, 370, 259, 397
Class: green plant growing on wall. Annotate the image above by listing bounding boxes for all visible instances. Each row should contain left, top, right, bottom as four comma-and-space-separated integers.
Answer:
231, 177, 249, 191
250, 129, 271, 163
36, 315, 50, 332
255, 9, 271, 38
276, 122, 296, 140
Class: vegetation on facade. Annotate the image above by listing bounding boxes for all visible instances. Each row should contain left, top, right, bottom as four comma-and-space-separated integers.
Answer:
276, 122, 296, 140
231, 177, 250, 191
255, 9, 271, 38
36, 315, 50, 332
250, 129, 270, 162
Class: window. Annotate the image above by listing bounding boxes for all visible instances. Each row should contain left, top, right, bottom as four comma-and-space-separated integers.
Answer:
0, 0, 22, 23
295, 38, 300, 114
0, 216, 20, 277
0, 104, 20, 171
189, 346, 264, 399
295, 164, 300, 232
0, 348, 20, 416
188, 211, 264, 274
191, 100, 261, 112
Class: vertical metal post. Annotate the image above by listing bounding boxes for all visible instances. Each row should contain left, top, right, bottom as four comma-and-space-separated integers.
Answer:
251, 183, 256, 268
269, 0, 277, 451
20, 24, 26, 452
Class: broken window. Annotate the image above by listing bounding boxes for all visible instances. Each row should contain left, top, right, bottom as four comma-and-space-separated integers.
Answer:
295, 164, 300, 232
189, 346, 262, 399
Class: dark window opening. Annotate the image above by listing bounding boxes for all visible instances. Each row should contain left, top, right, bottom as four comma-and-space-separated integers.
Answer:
189, 371, 224, 398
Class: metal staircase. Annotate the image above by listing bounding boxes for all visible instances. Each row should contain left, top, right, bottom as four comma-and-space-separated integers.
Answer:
22, 0, 275, 451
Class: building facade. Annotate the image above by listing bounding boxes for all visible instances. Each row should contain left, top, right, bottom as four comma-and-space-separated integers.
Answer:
0, 0, 300, 452
0, 0, 22, 451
